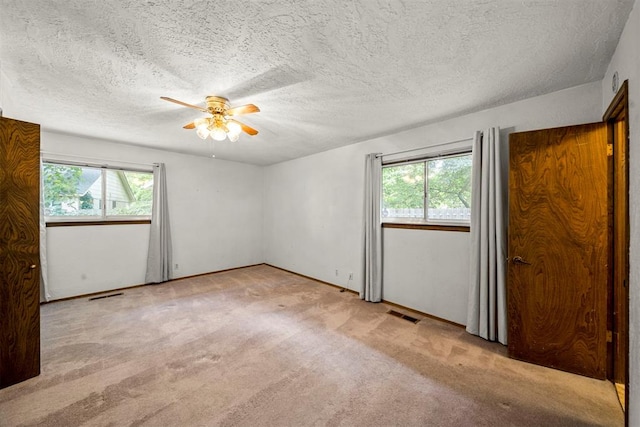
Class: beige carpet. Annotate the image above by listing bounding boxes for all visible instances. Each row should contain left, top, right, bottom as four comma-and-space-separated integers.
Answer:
0, 265, 623, 426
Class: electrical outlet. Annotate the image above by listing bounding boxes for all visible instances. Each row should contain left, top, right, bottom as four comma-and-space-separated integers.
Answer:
349, 273, 353, 280
175, 263, 179, 270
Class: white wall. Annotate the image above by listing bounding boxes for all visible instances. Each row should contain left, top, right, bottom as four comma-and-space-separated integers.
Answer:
264, 81, 603, 325
383, 229, 470, 324
46, 224, 150, 299
0, 67, 13, 115
42, 132, 264, 300
602, 0, 639, 423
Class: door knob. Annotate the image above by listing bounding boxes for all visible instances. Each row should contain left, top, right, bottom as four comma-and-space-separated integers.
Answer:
30, 265, 36, 269
512, 256, 531, 265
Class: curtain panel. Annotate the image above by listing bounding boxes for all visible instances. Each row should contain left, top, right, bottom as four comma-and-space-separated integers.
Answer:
39, 158, 51, 302
145, 162, 173, 284
466, 128, 507, 344
362, 153, 382, 302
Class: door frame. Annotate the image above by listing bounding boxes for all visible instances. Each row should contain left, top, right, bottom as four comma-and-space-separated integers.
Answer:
603, 79, 629, 417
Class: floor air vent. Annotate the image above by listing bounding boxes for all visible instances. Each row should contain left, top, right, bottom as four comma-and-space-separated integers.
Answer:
89, 292, 124, 301
387, 310, 419, 324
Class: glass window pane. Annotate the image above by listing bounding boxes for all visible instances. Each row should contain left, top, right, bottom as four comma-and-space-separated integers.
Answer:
426, 154, 472, 222
43, 163, 102, 217
382, 163, 425, 218
106, 170, 153, 217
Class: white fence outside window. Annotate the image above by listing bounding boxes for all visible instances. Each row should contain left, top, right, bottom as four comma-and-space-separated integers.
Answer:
383, 207, 471, 222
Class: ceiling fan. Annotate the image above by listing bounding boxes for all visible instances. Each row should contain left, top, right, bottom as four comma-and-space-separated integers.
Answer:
161, 95, 260, 142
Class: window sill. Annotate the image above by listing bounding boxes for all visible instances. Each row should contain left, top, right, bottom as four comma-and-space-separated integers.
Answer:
46, 220, 151, 227
382, 222, 470, 232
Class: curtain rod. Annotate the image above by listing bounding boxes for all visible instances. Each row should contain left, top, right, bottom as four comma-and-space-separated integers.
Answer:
376, 136, 474, 158
40, 151, 156, 168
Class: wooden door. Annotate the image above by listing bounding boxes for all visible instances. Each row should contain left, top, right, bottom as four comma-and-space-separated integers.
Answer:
0, 117, 41, 388
508, 122, 609, 379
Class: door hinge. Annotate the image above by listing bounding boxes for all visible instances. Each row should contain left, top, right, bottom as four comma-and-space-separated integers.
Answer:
607, 330, 613, 343
607, 144, 613, 156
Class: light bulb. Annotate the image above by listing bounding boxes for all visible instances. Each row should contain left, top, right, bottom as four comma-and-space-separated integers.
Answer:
195, 118, 209, 130
228, 132, 240, 142
227, 121, 241, 135
196, 127, 210, 139
211, 127, 227, 141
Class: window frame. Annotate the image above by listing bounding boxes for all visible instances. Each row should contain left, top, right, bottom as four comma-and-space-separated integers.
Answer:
43, 160, 154, 226
381, 150, 472, 230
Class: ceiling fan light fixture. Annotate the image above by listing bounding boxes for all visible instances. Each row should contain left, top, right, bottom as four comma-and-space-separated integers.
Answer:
194, 117, 209, 129
227, 121, 242, 135
211, 127, 227, 141
211, 129, 227, 141
196, 126, 210, 139
228, 132, 240, 142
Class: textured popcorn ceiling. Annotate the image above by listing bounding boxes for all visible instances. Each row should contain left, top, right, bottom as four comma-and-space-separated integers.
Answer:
0, 0, 634, 165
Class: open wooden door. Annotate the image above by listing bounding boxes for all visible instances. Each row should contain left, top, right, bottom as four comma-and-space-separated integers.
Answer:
508, 122, 609, 379
0, 117, 41, 388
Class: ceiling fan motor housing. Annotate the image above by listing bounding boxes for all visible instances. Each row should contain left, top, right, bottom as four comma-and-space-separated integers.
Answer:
206, 96, 230, 114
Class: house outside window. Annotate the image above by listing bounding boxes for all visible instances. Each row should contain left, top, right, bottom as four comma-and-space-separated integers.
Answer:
382, 152, 472, 225
43, 162, 153, 221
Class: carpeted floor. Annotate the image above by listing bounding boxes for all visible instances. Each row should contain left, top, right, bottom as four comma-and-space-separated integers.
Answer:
0, 265, 623, 426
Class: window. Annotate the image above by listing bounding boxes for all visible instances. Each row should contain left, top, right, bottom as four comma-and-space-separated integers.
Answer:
43, 162, 153, 222
382, 153, 472, 225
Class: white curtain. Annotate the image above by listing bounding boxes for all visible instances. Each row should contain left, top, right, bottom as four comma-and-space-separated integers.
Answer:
145, 163, 173, 284
466, 128, 507, 344
362, 153, 382, 302
39, 158, 51, 302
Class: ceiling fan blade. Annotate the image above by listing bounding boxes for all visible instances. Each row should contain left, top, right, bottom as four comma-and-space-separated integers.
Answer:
183, 122, 195, 129
226, 104, 260, 116
160, 96, 208, 113
229, 119, 259, 136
